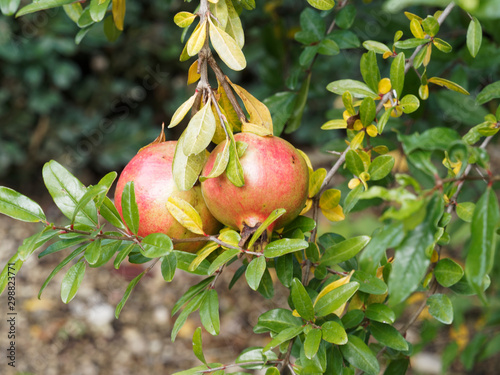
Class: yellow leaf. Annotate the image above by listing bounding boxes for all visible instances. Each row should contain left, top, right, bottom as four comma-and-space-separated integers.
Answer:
428, 77, 470, 95
350, 131, 365, 150
314, 271, 354, 305
309, 168, 327, 198
217, 82, 242, 131
174, 11, 197, 28
378, 78, 392, 95
200, 141, 230, 181
410, 18, 425, 39
353, 119, 363, 131
168, 94, 197, 128
209, 0, 228, 29
321, 205, 345, 222
321, 119, 347, 130
112, 0, 126, 31
382, 51, 392, 59
208, 18, 246, 71
187, 60, 201, 85
227, 78, 273, 133
188, 242, 219, 271
241, 122, 273, 136
179, 43, 190, 62
300, 198, 313, 215
423, 43, 432, 67
319, 189, 341, 210
404, 11, 422, 21
218, 229, 241, 248
225, 0, 245, 48
348, 178, 360, 189
187, 20, 207, 57
166, 196, 205, 235
297, 149, 313, 171
211, 103, 227, 144
450, 324, 469, 351
366, 124, 378, 137
419, 84, 429, 100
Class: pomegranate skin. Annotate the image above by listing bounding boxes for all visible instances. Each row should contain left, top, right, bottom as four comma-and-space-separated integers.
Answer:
114, 142, 221, 253
201, 133, 309, 232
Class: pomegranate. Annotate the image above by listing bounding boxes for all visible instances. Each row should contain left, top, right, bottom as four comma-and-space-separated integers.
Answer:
114, 141, 221, 253
200, 132, 309, 234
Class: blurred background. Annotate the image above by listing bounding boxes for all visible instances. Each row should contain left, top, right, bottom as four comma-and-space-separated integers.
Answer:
1, 0, 500, 373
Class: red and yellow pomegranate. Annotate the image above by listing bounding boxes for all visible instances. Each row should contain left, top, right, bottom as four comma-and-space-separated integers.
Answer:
200, 132, 309, 233
114, 141, 221, 253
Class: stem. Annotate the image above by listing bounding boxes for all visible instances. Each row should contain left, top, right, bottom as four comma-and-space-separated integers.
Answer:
207, 55, 248, 123
196, 360, 282, 373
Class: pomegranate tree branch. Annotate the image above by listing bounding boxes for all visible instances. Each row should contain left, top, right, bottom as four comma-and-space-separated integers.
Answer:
207, 55, 248, 123
196, 360, 282, 373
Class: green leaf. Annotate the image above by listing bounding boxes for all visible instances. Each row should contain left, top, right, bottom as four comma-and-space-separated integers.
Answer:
140, 233, 173, 258
39, 237, 87, 258
327, 79, 378, 99
160, 252, 177, 282
247, 208, 286, 249
300, 8, 325, 40
456, 202, 475, 222
467, 17, 482, 58
172, 277, 214, 316
394, 38, 429, 49
307, 0, 335, 11
465, 188, 499, 299
208, 18, 246, 71
71, 185, 107, 226
365, 303, 395, 324
275, 254, 293, 288
43, 161, 97, 226
368, 155, 395, 181
192, 327, 206, 364
235, 347, 278, 370
291, 278, 315, 321
321, 236, 371, 266
208, 249, 240, 275
61, 262, 86, 304
476, 81, 500, 105
427, 294, 453, 324
433, 38, 452, 53
428, 77, 469, 95
321, 321, 347, 345
342, 309, 364, 329
121, 181, 139, 235
286, 71, 311, 133
16, 0, 75, 16
314, 282, 359, 317
100, 197, 126, 231
84, 239, 101, 265
262, 325, 304, 352
246, 256, 267, 291
90, 0, 110, 22
254, 308, 303, 334
115, 271, 145, 318
171, 291, 205, 340
0, 254, 22, 295
63, 3, 83, 23
318, 38, 340, 56
344, 183, 364, 214
400, 94, 420, 114
189, 242, 219, 272
283, 216, 316, 235
0, 187, 46, 223
304, 329, 322, 359
200, 289, 220, 335
257, 268, 274, 298
264, 92, 296, 136
370, 322, 408, 351
0, 0, 20, 15
388, 195, 444, 305
422, 16, 439, 37
103, 15, 122, 42
200, 142, 230, 182
91, 239, 120, 268
38, 244, 87, 298
345, 150, 365, 176
336, 4, 356, 29
341, 335, 380, 375
300, 340, 327, 373
390, 52, 405, 98
360, 97, 377, 127
183, 102, 217, 156
352, 271, 388, 295
173, 131, 207, 191
18, 229, 59, 261
360, 51, 381, 93
264, 239, 309, 258
226, 137, 245, 187
114, 243, 136, 269
77, 7, 94, 28
435, 258, 464, 287
362, 40, 391, 54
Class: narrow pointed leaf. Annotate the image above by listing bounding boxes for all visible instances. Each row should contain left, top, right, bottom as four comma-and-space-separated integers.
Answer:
192, 327, 207, 364
209, 18, 246, 71
314, 282, 359, 317
161, 251, 177, 282
247, 208, 286, 249
321, 236, 371, 266
225, 0, 244, 48
390, 52, 405, 98
169, 94, 197, 128
467, 17, 482, 58
115, 271, 145, 318
16, 0, 74, 17
0, 187, 46, 222
121, 181, 139, 235
187, 21, 207, 56
200, 142, 230, 181
264, 239, 308, 258
61, 262, 86, 304
262, 326, 304, 352
291, 278, 315, 321
200, 289, 220, 335
112, 0, 125, 31
428, 77, 469, 95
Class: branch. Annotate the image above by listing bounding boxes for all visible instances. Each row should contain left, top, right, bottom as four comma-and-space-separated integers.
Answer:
196, 360, 282, 373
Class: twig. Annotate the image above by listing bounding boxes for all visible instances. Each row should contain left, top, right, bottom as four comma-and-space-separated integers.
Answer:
278, 339, 295, 374
196, 360, 282, 373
